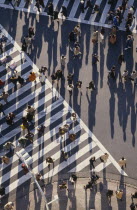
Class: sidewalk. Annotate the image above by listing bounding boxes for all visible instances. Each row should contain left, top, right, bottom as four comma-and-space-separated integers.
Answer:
1, 177, 137, 210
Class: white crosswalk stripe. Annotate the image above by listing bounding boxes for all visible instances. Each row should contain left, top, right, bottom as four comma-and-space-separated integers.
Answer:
0, 0, 136, 32
0, 24, 127, 196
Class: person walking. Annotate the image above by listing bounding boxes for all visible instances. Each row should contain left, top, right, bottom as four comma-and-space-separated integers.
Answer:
67, 84, 74, 96
39, 71, 47, 85
130, 71, 137, 84
0, 91, 9, 103
26, 105, 36, 117
1, 156, 10, 164
18, 76, 25, 87
100, 153, 109, 163
118, 54, 125, 65
3, 142, 15, 152
47, 2, 54, 17
21, 163, 29, 175
92, 54, 99, 64
61, 6, 67, 19
80, 0, 85, 13
4, 201, 14, 210
28, 27, 35, 39
0, 103, 5, 116
118, 157, 127, 169
46, 156, 54, 167
89, 156, 96, 169
86, 81, 96, 91
61, 55, 66, 67
28, 72, 36, 83
92, 31, 98, 44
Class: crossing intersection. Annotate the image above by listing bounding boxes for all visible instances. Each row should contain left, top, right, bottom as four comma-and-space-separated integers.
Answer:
0, 24, 128, 196
0, 0, 137, 32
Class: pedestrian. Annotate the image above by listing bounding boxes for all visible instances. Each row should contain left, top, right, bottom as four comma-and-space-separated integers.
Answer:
70, 112, 77, 123
18, 136, 27, 148
10, 75, 18, 86
108, 65, 116, 79
92, 31, 98, 44
25, 132, 34, 143
92, 54, 99, 64
61, 150, 68, 161
21, 41, 27, 52
0, 103, 5, 116
118, 157, 127, 169
61, 6, 67, 19
67, 73, 74, 84
51, 73, 57, 85
18, 76, 25, 86
100, 27, 105, 42
53, 10, 59, 22
37, 124, 46, 135
92, 4, 100, 14
73, 46, 82, 58
47, 2, 54, 16
74, 25, 81, 40
35, 173, 44, 182
56, 69, 63, 82
21, 163, 29, 174
39, 66, 48, 74
76, 80, 82, 92
80, 0, 85, 13
84, 0, 93, 10
6, 112, 15, 125
35, 0, 41, 13
68, 31, 76, 43
61, 55, 66, 67
115, 189, 123, 201
26, 105, 36, 116
3, 142, 15, 151
100, 153, 109, 163
118, 54, 125, 65
86, 81, 96, 90
109, 33, 116, 44
39, 71, 47, 85
131, 192, 137, 200
122, 70, 128, 82
84, 180, 93, 190
28, 72, 36, 82
69, 174, 77, 184
0, 79, 5, 88
67, 84, 74, 96
69, 133, 76, 142
4, 201, 14, 210
0, 91, 9, 103
28, 27, 35, 39
125, 35, 134, 50
1, 156, 10, 164
130, 202, 137, 210
39, 0, 45, 9
89, 156, 96, 169
46, 156, 54, 166
59, 181, 68, 190
129, 71, 137, 84
59, 127, 66, 137
21, 117, 30, 133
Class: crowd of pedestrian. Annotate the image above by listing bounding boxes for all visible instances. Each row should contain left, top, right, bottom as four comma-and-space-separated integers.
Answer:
0, 0, 137, 209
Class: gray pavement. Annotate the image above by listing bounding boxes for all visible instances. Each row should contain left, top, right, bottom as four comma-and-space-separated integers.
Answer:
0, 5, 137, 209
1, 175, 137, 210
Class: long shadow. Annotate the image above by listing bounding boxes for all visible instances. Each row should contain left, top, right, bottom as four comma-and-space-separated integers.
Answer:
117, 174, 126, 210
100, 168, 112, 210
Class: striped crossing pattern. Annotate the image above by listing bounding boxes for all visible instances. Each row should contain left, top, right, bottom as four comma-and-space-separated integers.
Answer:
0, 0, 137, 32
0, 24, 127, 196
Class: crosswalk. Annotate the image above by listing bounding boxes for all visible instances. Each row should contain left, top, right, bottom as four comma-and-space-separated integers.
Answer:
0, 0, 137, 32
0, 24, 127, 196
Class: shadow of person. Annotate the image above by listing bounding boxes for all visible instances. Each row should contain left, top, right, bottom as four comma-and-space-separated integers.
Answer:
117, 174, 127, 210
